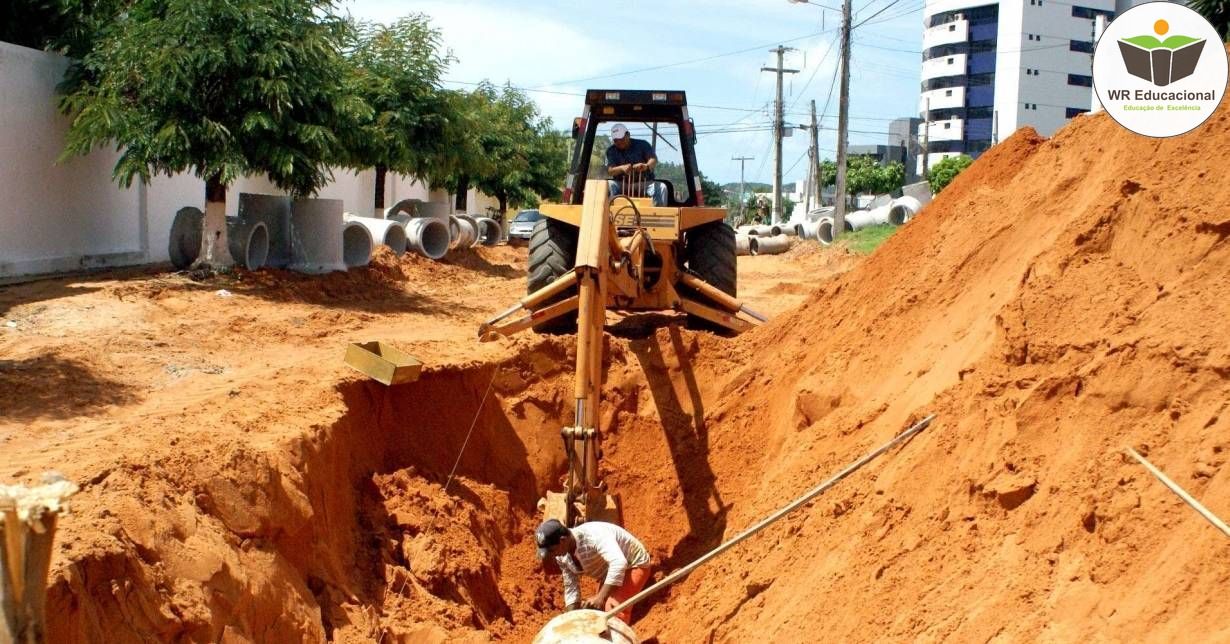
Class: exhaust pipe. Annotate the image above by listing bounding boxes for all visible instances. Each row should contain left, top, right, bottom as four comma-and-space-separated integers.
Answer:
342, 221, 373, 268
405, 217, 450, 260
343, 214, 409, 255
226, 217, 270, 270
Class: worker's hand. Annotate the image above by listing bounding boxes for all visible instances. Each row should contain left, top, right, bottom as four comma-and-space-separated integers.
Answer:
632, 162, 648, 172
581, 596, 602, 610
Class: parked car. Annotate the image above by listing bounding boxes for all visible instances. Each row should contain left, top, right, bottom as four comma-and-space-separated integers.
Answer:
507, 209, 543, 245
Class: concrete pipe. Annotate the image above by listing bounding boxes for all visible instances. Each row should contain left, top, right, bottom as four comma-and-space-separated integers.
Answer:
238, 193, 293, 267
290, 198, 346, 273
168, 206, 204, 269
342, 221, 373, 268
405, 217, 450, 260
385, 198, 422, 219
226, 217, 270, 270
754, 234, 791, 255
475, 216, 502, 246
815, 216, 855, 246
450, 215, 479, 249
769, 224, 783, 236
888, 195, 923, 225
779, 223, 801, 237
735, 225, 758, 236
845, 206, 891, 231
343, 214, 408, 255
749, 236, 760, 254
735, 233, 753, 256
533, 610, 637, 644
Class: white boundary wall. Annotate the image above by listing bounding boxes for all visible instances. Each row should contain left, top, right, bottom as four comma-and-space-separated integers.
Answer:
0, 41, 497, 281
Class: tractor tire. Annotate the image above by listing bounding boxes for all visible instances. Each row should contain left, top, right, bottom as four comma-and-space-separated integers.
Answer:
683, 221, 737, 332
527, 217, 579, 334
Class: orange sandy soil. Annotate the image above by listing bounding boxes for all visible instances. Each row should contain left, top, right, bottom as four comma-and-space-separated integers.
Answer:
5, 84, 1230, 641
0, 239, 847, 642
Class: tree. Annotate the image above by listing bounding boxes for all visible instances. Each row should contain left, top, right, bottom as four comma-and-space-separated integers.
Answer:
433, 83, 568, 217
928, 154, 974, 194
818, 156, 905, 207
58, 0, 366, 268
1, 0, 126, 57
1190, 0, 1230, 40
342, 15, 452, 214
699, 174, 725, 207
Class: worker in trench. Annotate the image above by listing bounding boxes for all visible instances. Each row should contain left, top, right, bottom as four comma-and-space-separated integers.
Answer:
606, 123, 668, 206
535, 518, 653, 624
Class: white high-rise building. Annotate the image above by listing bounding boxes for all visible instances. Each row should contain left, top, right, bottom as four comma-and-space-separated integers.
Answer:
917, 0, 1118, 174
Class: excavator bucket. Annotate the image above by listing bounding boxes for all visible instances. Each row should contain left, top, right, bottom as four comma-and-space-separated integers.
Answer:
539, 491, 623, 527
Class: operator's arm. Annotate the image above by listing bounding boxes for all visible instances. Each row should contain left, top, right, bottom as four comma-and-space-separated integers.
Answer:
584, 536, 629, 609
632, 141, 658, 172
562, 565, 582, 611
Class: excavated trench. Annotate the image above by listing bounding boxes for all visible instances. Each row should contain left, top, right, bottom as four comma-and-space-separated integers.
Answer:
44, 327, 734, 643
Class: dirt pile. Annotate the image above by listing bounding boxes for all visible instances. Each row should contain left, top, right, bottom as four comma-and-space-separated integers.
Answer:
614, 93, 1230, 639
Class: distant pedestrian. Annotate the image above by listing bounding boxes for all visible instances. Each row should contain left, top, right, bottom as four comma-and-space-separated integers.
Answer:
535, 519, 652, 624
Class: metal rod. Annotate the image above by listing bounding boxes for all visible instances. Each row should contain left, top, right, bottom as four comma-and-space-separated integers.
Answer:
1125, 447, 1230, 539
603, 413, 937, 621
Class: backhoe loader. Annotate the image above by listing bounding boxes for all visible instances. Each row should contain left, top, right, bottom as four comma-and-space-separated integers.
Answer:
479, 90, 766, 527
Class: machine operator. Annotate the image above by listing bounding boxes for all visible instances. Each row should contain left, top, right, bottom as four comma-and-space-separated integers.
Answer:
605, 123, 668, 206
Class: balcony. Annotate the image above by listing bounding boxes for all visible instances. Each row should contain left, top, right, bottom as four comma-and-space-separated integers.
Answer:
923, 19, 969, 49
920, 86, 965, 111
917, 117, 964, 142
922, 53, 968, 81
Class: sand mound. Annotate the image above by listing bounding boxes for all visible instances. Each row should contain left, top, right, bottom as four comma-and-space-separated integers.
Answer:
616, 87, 1230, 640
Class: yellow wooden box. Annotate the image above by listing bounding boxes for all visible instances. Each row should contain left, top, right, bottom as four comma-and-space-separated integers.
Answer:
344, 341, 422, 386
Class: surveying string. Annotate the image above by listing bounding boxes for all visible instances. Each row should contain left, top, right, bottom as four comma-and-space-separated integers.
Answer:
603, 413, 937, 622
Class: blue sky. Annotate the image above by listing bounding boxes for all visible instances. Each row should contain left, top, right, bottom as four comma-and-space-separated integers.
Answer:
342, 0, 925, 185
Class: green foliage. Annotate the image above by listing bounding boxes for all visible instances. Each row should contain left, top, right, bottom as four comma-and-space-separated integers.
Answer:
1, 0, 127, 58
435, 83, 568, 212
699, 174, 724, 206
927, 154, 974, 194
57, 0, 367, 196
818, 156, 904, 197
340, 15, 452, 180
1189, 0, 1230, 40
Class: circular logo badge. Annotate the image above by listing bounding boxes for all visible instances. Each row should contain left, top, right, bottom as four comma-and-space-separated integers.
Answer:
1093, 1, 1228, 137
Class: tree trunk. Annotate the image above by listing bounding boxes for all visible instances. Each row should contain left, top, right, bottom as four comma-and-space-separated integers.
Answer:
195, 175, 234, 269
374, 165, 387, 217
497, 194, 508, 220
454, 175, 469, 212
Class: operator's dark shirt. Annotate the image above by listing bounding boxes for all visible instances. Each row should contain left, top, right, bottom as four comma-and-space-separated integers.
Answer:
606, 138, 657, 180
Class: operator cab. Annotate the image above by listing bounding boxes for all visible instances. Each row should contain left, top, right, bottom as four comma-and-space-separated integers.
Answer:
564, 90, 706, 208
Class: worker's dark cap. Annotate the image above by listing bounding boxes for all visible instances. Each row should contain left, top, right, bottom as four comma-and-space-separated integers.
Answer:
535, 519, 569, 559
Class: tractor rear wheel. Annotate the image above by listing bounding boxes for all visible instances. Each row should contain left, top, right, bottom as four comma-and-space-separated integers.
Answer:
682, 221, 737, 331
527, 217, 579, 333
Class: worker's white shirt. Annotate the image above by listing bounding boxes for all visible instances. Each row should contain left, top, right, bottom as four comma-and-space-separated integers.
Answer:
553, 522, 651, 606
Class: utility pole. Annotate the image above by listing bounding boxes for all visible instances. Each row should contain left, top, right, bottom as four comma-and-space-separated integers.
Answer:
832, 0, 853, 239
921, 97, 931, 178
732, 156, 755, 223
809, 99, 820, 213
762, 46, 799, 226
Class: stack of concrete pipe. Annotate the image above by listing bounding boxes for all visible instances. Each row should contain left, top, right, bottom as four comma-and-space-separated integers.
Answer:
736, 224, 781, 237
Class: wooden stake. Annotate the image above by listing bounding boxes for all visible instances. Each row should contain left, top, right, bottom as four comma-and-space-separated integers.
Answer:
0, 477, 77, 644
1125, 447, 1230, 539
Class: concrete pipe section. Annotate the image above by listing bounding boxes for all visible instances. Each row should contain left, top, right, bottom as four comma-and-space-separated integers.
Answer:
532, 610, 637, 644
344, 214, 408, 256
735, 233, 753, 256
342, 221, 373, 268
226, 217, 270, 270
888, 195, 923, 225
238, 193, 293, 267
475, 216, 502, 246
450, 215, 479, 249
844, 206, 891, 232
753, 234, 791, 255
168, 206, 204, 269
405, 217, 450, 260
815, 216, 855, 246
290, 198, 347, 273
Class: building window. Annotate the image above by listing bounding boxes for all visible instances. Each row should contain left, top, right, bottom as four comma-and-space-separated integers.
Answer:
949, 24, 957, 31
1072, 6, 1114, 20
944, 123, 952, 129
945, 89, 953, 96
1066, 107, 1090, 118
948, 57, 955, 64
1068, 73, 1093, 87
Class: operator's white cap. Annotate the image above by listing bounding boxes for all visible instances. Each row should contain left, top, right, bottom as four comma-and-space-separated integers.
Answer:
610, 123, 629, 139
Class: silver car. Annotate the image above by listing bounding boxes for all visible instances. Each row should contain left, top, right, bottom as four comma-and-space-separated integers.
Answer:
507, 209, 543, 245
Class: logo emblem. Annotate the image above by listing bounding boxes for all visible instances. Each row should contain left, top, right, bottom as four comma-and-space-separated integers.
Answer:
1094, 2, 1228, 137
